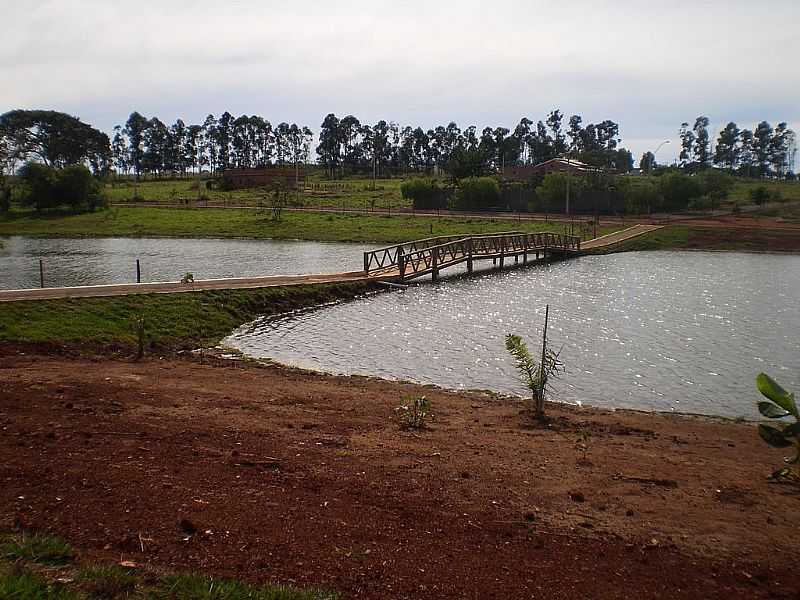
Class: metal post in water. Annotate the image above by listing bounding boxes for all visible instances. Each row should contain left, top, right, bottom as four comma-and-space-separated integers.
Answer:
39, 259, 44, 288
136, 259, 141, 283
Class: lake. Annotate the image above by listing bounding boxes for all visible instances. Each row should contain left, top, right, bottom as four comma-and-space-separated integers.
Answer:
0, 236, 372, 289
226, 251, 800, 418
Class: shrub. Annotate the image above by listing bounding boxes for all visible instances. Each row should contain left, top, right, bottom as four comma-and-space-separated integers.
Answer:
697, 169, 734, 202
535, 173, 587, 212
755, 373, 800, 482
749, 185, 770, 205
57, 164, 107, 211
18, 162, 106, 212
658, 171, 703, 211
400, 178, 445, 210
624, 180, 662, 214
451, 176, 500, 210
396, 395, 432, 430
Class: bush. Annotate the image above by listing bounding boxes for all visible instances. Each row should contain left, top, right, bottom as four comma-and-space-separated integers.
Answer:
535, 172, 588, 212
57, 165, 107, 211
18, 162, 106, 212
750, 185, 770, 205
624, 180, 662, 214
658, 172, 703, 211
451, 176, 500, 210
697, 170, 734, 203
400, 177, 445, 210
396, 395, 432, 430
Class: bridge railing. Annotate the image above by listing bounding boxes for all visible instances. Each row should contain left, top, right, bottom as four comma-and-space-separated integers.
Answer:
364, 231, 581, 279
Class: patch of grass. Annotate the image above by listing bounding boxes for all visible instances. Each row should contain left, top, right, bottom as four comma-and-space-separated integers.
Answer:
78, 564, 138, 598
0, 282, 378, 350
153, 573, 336, 600
0, 533, 75, 566
0, 207, 619, 244
0, 568, 80, 599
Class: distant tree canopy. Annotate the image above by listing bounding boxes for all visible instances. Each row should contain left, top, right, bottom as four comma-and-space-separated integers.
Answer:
315, 109, 634, 179
112, 112, 314, 179
677, 115, 795, 178
0, 110, 111, 174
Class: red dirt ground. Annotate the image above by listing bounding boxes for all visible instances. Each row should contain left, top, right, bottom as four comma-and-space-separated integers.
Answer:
1, 352, 799, 599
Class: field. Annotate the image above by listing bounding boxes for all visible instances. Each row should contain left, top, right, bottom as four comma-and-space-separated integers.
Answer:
105, 176, 411, 212
0, 207, 618, 244
101, 174, 800, 214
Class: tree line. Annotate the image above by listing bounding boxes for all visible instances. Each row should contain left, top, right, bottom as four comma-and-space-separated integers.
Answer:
316, 110, 634, 179
112, 112, 314, 178
639, 117, 796, 178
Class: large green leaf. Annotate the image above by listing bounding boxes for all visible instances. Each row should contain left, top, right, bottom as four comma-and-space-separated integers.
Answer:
757, 401, 790, 419
758, 424, 792, 448
756, 373, 798, 417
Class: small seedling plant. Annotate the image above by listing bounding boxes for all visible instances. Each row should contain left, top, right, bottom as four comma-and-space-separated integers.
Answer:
505, 333, 564, 421
755, 372, 800, 482
396, 395, 432, 430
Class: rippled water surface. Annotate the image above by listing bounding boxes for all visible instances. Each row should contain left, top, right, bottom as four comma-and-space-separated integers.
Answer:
0, 236, 371, 289
227, 251, 800, 418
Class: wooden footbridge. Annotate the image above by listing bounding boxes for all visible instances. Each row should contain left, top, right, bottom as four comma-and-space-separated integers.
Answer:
0, 225, 660, 301
364, 231, 582, 281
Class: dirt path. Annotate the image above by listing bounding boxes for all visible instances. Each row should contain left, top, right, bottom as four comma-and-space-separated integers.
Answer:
1, 353, 797, 599
0, 271, 380, 302
579, 224, 663, 250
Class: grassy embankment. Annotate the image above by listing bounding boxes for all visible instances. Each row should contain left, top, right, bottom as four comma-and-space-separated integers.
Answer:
0, 206, 619, 243
0, 532, 334, 599
0, 282, 379, 351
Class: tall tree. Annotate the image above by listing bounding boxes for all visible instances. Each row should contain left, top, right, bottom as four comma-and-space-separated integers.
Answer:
692, 116, 710, 168
124, 111, 149, 178
679, 122, 695, 168
713, 122, 741, 171
753, 121, 774, 177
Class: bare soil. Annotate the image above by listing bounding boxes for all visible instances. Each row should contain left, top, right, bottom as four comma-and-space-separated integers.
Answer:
1, 351, 799, 599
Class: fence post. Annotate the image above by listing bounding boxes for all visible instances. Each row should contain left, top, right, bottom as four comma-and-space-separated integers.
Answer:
398, 251, 406, 282
466, 238, 473, 274
39, 259, 44, 288
499, 237, 505, 270
136, 259, 141, 283
363, 252, 370, 275
431, 248, 439, 281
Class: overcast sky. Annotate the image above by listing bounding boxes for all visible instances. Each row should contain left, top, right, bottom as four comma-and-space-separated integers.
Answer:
3, 0, 798, 166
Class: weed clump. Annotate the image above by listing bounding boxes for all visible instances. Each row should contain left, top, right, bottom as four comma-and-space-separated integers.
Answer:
396, 395, 432, 430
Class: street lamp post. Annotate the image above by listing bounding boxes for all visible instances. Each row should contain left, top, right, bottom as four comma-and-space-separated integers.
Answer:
649, 140, 670, 174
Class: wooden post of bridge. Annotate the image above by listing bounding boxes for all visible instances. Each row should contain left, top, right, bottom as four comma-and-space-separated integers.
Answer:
499, 236, 505, 270
523, 234, 528, 264
363, 252, 370, 275
431, 247, 439, 281
466, 238, 474, 274
398, 252, 405, 282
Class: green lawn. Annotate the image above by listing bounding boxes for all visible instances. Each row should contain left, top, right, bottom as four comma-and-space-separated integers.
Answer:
0, 282, 377, 350
0, 207, 619, 244
0, 532, 336, 600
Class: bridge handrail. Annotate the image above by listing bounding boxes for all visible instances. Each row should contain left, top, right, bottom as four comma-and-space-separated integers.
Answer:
364, 231, 581, 274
